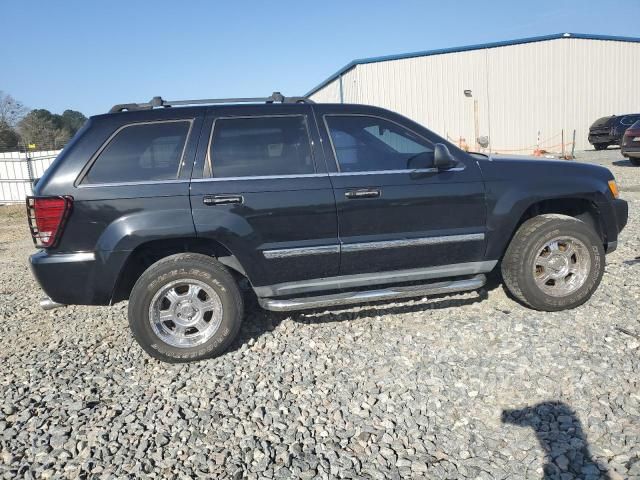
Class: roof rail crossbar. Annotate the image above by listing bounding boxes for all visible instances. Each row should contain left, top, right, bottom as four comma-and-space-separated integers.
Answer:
109, 92, 314, 113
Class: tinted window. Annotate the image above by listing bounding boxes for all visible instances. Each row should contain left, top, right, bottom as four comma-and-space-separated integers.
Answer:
591, 116, 614, 128
620, 115, 640, 126
207, 116, 314, 178
325, 115, 433, 172
84, 121, 190, 184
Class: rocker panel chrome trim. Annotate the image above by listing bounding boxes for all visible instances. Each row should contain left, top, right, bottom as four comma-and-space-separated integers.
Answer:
262, 233, 484, 259
259, 274, 486, 311
341, 233, 484, 252
263, 245, 340, 259
254, 260, 497, 297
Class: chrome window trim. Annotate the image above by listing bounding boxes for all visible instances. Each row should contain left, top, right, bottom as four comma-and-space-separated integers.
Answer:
322, 113, 441, 173
191, 173, 328, 183
263, 245, 340, 259
254, 260, 498, 298
76, 119, 194, 187
329, 167, 465, 176
78, 179, 191, 188
204, 113, 317, 179
342, 233, 484, 252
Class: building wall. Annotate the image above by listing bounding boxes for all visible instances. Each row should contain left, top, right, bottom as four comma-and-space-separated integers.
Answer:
309, 38, 640, 152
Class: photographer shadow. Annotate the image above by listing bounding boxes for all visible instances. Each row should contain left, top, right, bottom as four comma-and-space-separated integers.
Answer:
502, 401, 610, 479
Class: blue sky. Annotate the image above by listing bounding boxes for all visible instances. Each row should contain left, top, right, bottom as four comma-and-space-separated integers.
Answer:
2, 0, 639, 116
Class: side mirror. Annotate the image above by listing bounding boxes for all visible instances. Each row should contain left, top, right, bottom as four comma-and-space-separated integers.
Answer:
433, 143, 456, 170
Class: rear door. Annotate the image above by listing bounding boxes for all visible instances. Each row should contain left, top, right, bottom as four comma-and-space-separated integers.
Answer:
315, 104, 487, 276
190, 104, 339, 290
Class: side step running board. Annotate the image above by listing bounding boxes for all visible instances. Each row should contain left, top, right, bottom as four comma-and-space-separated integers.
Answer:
259, 274, 486, 312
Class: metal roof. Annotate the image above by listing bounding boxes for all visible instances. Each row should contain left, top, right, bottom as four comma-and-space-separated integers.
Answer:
306, 33, 640, 97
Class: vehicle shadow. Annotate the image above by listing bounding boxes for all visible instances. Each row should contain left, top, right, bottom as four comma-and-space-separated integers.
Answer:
588, 146, 621, 151
612, 159, 636, 167
228, 272, 502, 352
502, 401, 610, 479
623, 256, 640, 266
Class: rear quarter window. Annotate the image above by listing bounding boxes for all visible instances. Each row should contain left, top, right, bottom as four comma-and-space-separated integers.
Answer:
83, 120, 191, 184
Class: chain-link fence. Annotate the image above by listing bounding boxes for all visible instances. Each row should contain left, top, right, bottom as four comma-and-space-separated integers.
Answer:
0, 150, 60, 204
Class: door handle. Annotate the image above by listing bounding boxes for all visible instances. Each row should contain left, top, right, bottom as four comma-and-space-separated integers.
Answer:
203, 195, 244, 206
345, 188, 381, 199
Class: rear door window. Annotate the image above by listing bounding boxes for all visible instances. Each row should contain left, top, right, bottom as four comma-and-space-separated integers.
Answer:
206, 116, 315, 178
83, 120, 191, 184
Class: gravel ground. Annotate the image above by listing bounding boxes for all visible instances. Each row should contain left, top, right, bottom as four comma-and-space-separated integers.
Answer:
1, 149, 639, 480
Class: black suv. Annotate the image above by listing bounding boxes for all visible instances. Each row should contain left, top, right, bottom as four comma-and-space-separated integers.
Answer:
28, 93, 628, 363
588, 113, 640, 150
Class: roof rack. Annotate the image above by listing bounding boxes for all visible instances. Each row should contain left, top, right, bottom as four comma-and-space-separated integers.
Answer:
109, 91, 314, 113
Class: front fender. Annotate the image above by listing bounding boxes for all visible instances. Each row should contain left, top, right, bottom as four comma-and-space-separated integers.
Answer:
483, 170, 613, 260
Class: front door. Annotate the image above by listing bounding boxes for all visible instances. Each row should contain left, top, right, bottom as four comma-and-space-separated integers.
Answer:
315, 105, 487, 276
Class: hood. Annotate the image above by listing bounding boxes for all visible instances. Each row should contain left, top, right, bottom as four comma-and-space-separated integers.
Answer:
590, 116, 615, 129
477, 155, 614, 184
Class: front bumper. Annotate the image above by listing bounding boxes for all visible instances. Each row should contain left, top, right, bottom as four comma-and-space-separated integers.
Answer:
605, 198, 628, 253
29, 250, 127, 305
588, 133, 614, 145
613, 198, 628, 233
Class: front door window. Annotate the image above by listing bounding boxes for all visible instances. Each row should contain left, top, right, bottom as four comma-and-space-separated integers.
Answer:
325, 115, 434, 172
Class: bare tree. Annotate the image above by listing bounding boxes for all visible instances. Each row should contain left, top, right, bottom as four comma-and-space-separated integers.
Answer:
0, 120, 20, 151
18, 110, 57, 149
0, 91, 28, 127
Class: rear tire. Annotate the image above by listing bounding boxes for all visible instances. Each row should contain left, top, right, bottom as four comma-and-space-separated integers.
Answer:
128, 253, 243, 363
594, 143, 608, 151
501, 215, 604, 311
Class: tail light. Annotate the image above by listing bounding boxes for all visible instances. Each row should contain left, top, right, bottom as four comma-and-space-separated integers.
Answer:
26, 196, 73, 248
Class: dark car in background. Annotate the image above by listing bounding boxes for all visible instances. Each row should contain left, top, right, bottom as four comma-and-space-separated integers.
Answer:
588, 114, 640, 150
621, 120, 640, 165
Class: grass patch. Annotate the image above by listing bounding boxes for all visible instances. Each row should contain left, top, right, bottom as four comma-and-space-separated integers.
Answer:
0, 204, 26, 220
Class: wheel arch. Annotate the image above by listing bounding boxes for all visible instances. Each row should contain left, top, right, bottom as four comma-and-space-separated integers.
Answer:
492, 196, 607, 262
111, 237, 246, 303
517, 197, 605, 242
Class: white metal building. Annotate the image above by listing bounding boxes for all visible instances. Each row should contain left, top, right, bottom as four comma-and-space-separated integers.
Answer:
307, 33, 640, 153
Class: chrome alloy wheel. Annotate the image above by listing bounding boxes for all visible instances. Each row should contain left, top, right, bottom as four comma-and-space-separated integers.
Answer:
533, 236, 591, 297
149, 279, 223, 348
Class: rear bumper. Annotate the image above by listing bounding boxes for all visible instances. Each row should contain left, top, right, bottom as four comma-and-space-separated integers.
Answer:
29, 250, 126, 305
621, 144, 640, 158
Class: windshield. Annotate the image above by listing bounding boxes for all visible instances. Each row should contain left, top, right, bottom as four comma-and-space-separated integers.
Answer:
591, 116, 614, 128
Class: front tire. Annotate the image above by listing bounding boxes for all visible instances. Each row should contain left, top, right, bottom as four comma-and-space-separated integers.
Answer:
594, 143, 608, 151
630, 157, 640, 166
128, 253, 243, 363
501, 215, 604, 311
